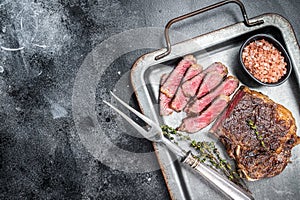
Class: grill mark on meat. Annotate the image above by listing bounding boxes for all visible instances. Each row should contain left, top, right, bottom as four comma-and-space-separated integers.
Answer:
181, 62, 228, 97
159, 74, 173, 116
170, 64, 203, 112
196, 71, 227, 99
178, 95, 230, 133
185, 76, 239, 115
160, 55, 196, 98
210, 86, 300, 180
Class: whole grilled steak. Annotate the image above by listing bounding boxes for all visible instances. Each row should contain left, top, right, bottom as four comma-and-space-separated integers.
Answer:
210, 86, 300, 181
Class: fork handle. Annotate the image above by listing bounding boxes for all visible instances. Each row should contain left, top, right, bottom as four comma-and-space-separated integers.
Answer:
182, 151, 254, 200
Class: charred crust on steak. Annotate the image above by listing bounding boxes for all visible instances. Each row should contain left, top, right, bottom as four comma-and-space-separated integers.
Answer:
210, 86, 300, 181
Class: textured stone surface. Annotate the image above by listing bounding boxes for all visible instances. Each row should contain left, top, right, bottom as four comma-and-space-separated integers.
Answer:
0, 0, 299, 199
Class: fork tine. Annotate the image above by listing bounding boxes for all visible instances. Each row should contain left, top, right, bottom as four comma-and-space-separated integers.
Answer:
103, 100, 149, 136
110, 91, 156, 127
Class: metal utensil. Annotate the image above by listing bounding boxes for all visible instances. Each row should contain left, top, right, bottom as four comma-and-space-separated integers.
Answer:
104, 91, 254, 200
154, 0, 263, 60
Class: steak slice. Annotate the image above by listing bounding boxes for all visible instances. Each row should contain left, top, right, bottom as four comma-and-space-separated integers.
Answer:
185, 76, 239, 115
159, 74, 173, 116
160, 55, 196, 98
210, 86, 300, 181
170, 64, 203, 112
196, 71, 227, 99
182, 63, 203, 81
178, 95, 230, 133
181, 62, 228, 97
181, 73, 205, 98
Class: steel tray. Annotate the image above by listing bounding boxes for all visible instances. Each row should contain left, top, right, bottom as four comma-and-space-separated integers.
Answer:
131, 8, 300, 200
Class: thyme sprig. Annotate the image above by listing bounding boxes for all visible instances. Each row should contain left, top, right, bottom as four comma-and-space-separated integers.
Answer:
161, 125, 191, 145
190, 140, 240, 182
161, 125, 246, 188
247, 119, 266, 148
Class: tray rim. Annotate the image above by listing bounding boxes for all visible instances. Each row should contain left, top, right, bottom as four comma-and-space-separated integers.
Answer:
130, 13, 300, 200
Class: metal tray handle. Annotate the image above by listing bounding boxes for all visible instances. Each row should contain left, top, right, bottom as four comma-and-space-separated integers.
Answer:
155, 0, 264, 60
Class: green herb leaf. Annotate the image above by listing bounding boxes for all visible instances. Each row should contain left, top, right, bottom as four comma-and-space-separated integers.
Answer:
160, 124, 247, 190
247, 119, 267, 149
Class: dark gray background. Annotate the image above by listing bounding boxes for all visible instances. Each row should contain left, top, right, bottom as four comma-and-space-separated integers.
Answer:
0, 0, 299, 199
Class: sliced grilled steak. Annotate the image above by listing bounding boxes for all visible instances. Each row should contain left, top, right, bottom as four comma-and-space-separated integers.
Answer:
185, 76, 239, 115
178, 95, 230, 133
160, 55, 196, 98
159, 74, 173, 116
169, 87, 188, 112
210, 86, 300, 181
182, 62, 228, 97
170, 64, 203, 112
196, 71, 227, 99
181, 73, 205, 98
183, 63, 203, 81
